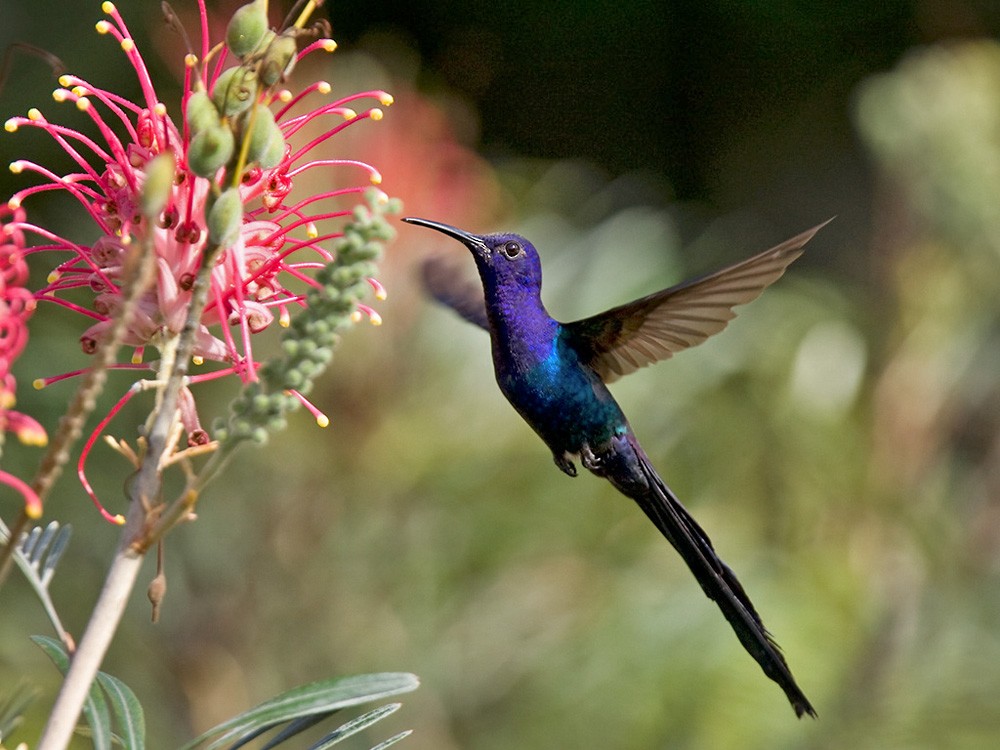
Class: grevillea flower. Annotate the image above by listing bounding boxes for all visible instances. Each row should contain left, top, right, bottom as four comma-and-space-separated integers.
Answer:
3, 1, 397, 521
0, 205, 47, 518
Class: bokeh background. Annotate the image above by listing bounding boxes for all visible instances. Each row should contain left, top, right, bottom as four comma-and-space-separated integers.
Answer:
3, 0, 1000, 747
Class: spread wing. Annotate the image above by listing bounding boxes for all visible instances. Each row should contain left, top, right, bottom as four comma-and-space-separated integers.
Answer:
421, 255, 489, 330
564, 220, 830, 382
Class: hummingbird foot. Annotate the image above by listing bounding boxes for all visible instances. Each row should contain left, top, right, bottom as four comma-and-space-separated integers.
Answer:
581, 444, 603, 472
553, 452, 578, 477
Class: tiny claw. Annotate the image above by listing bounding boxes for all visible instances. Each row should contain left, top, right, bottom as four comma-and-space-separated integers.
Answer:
554, 453, 577, 477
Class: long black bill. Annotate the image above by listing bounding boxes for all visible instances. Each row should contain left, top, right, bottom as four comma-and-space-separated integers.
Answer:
402, 217, 491, 256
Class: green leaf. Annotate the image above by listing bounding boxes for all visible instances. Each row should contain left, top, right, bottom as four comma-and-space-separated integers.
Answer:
179, 673, 419, 750
96, 671, 146, 750
0, 682, 39, 740
367, 730, 413, 750
31, 635, 113, 750
253, 713, 328, 750
304, 703, 401, 750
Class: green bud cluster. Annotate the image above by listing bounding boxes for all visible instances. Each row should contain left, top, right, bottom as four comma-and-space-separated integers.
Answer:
185, 0, 290, 189
215, 189, 401, 446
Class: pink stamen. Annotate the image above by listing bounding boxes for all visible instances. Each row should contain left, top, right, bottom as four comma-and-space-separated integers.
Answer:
77, 384, 137, 525
287, 389, 330, 428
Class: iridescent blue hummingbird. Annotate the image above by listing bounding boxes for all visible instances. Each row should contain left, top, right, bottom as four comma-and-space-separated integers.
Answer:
403, 216, 829, 717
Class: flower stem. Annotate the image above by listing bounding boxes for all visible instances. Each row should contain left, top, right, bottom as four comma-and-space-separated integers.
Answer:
35, 241, 225, 749
35, 519, 144, 750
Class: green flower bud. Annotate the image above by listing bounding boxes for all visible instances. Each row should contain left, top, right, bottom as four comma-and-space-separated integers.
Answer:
226, 0, 269, 59
207, 187, 244, 248
140, 151, 176, 218
187, 124, 235, 178
212, 65, 258, 118
260, 32, 298, 87
240, 105, 285, 169
185, 90, 219, 135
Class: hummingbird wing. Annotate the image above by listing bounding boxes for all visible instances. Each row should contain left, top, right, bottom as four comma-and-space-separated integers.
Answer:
421, 255, 490, 330
564, 221, 830, 383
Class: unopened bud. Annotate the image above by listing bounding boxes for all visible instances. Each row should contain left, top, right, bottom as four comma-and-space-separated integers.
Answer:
260, 32, 298, 87
187, 124, 235, 178
226, 0, 269, 58
207, 187, 244, 248
185, 89, 219, 135
241, 105, 285, 169
212, 65, 258, 117
140, 151, 176, 218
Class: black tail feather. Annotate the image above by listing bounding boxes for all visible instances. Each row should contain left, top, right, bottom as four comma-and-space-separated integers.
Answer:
607, 435, 816, 718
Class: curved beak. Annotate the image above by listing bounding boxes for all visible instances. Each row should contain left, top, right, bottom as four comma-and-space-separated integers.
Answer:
402, 217, 490, 257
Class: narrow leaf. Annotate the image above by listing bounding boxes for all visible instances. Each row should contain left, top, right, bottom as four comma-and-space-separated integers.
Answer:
304, 703, 401, 750
179, 673, 419, 750
96, 671, 146, 750
0, 683, 40, 739
31, 635, 113, 750
39, 524, 73, 586
252, 713, 329, 750
367, 730, 413, 750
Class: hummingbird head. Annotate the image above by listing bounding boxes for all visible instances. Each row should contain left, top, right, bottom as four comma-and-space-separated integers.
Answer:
403, 217, 543, 293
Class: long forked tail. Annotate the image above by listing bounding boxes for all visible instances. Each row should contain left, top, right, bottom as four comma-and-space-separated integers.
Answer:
602, 435, 816, 718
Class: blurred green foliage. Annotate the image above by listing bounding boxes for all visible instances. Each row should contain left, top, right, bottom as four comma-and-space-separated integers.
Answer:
3, 2, 1000, 749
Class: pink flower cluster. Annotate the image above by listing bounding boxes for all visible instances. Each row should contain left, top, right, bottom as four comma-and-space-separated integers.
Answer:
3, 1, 393, 520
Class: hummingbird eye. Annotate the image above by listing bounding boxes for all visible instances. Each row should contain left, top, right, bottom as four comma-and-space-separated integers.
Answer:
500, 241, 522, 259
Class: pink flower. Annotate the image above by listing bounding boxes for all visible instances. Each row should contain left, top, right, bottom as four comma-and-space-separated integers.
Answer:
3, 1, 396, 520
0, 205, 46, 518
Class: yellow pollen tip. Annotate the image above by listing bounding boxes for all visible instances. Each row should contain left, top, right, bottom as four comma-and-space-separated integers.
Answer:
5, 119, 18, 132
33, 378, 46, 390
120, 38, 135, 53
278, 89, 293, 103
102, 2, 116, 14
350, 310, 362, 323
27, 108, 42, 121
369, 108, 384, 121
342, 108, 357, 120
322, 39, 338, 52
9, 162, 24, 174
154, 102, 167, 116
96, 20, 111, 34
71, 86, 87, 97
369, 312, 383, 326
279, 318, 290, 328
58, 75, 72, 87
25, 504, 43, 520
316, 414, 330, 428
76, 98, 92, 112
52, 90, 68, 103
306, 221, 318, 239
112, 514, 126, 525
46, 270, 60, 283
185, 53, 198, 68
8, 197, 21, 209
131, 351, 143, 364
370, 172, 383, 185
192, 355, 204, 366
317, 81, 331, 94
18, 429, 48, 447
380, 93, 394, 106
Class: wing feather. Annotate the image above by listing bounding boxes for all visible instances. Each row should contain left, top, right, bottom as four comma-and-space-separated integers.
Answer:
421, 255, 490, 330
565, 220, 831, 382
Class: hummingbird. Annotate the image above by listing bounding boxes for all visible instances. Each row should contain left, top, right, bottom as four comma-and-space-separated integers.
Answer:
403, 216, 829, 717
